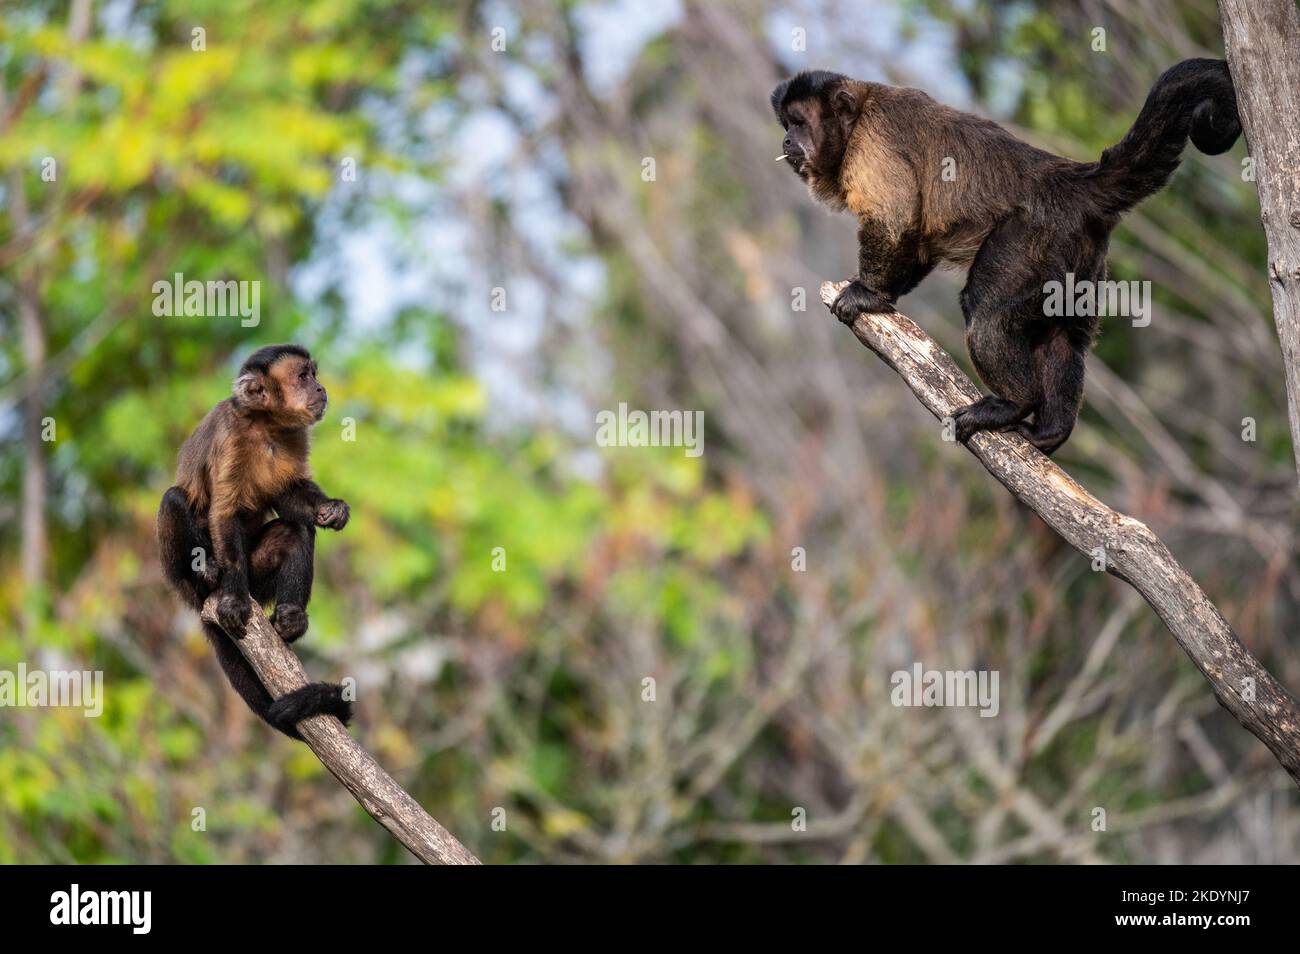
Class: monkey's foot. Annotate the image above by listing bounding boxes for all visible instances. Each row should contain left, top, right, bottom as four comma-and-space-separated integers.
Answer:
1009, 420, 1072, 457
316, 498, 350, 531
216, 591, 252, 639
830, 280, 896, 325
952, 396, 1033, 443
271, 603, 309, 643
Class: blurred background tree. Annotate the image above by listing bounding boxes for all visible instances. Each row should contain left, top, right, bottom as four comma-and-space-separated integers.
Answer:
0, 0, 1296, 863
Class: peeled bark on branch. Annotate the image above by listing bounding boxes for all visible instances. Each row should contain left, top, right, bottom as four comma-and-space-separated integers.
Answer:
819, 280, 1300, 786
200, 596, 480, 865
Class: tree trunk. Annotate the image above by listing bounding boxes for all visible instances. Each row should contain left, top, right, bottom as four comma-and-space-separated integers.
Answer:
1218, 0, 1300, 490
10, 171, 47, 629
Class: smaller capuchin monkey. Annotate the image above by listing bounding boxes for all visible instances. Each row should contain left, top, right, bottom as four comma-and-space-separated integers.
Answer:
772, 59, 1240, 454
157, 344, 352, 738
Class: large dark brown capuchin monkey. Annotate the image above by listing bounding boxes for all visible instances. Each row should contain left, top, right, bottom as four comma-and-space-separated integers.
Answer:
772, 59, 1239, 455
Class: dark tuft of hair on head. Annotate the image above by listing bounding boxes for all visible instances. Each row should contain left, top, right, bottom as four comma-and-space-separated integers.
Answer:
239, 344, 311, 375
771, 69, 849, 119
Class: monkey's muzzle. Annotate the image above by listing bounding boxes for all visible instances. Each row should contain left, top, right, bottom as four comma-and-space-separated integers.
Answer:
779, 145, 807, 174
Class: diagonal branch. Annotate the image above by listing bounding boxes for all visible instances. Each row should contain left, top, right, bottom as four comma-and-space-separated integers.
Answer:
200, 595, 480, 865
819, 280, 1300, 787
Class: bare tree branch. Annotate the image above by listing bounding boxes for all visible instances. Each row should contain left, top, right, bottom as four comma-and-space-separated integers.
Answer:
200, 596, 480, 865
819, 280, 1300, 787
1218, 0, 1300, 490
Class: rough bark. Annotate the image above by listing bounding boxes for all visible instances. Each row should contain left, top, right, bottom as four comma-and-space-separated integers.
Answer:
820, 280, 1300, 786
200, 596, 480, 865
1218, 0, 1300, 490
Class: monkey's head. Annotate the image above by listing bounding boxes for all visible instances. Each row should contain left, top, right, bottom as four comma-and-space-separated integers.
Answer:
771, 70, 862, 205
232, 344, 328, 427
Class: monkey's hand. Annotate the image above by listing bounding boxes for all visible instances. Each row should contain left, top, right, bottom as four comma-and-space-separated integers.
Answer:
216, 589, 252, 639
315, 498, 350, 531
831, 280, 896, 325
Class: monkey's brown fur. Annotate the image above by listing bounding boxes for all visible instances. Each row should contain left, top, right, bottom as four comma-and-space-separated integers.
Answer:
177, 362, 313, 513
158, 344, 352, 738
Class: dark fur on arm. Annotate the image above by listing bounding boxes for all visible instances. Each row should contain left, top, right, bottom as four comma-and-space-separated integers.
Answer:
275, 478, 350, 530
211, 512, 253, 637
832, 222, 935, 323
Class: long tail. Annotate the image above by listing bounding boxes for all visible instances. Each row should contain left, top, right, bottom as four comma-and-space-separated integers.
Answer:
202, 623, 353, 739
1091, 58, 1239, 215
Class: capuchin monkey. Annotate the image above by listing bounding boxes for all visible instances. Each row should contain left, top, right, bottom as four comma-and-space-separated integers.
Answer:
157, 344, 352, 739
772, 59, 1240, 454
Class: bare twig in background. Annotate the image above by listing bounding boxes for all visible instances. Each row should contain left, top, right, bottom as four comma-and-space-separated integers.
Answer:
820, 280, 1300, 787
200, 596, 480, 865
1218, 0, 1300, 490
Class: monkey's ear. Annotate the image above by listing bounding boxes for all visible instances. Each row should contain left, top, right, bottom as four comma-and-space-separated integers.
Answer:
830, 85, 859, 116
233, 371, 270, 408
831, 85, 860, 139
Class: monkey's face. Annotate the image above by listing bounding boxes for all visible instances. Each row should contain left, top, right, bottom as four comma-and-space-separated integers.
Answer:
273, 355, 328, 424
233, 352, 328, 426
775, 98, 826, 178
771, 72, 859, 200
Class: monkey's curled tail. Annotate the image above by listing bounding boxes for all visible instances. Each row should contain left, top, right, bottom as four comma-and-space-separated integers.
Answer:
1091, 58, 1239, 215
202, 622, 353, 739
